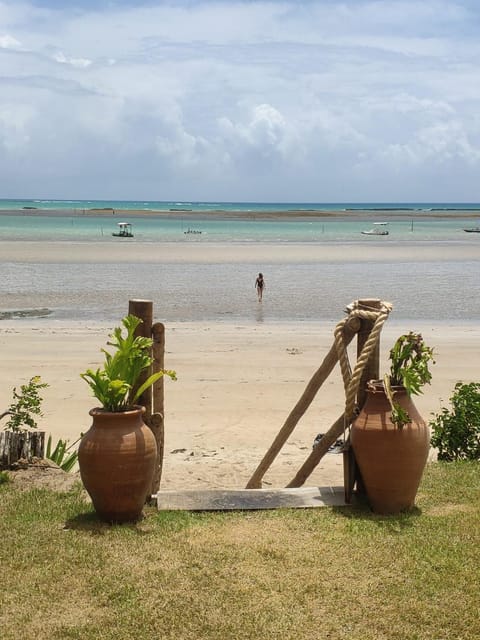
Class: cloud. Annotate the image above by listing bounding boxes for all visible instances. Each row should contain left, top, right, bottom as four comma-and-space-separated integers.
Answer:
0, 0, 480, 200
219, 104, 289, 156
52, 51, 92, 67
0, 34, 22, 49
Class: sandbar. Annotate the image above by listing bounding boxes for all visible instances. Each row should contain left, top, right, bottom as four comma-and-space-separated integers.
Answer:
1, 240, 480, 264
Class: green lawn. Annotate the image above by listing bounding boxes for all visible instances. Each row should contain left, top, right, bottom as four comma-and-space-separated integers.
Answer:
1, 462, 479, 640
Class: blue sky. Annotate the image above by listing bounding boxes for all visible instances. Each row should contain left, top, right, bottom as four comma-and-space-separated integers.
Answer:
1, 0, 480, 201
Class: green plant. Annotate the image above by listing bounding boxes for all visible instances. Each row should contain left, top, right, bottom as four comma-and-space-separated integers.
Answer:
0, 470, 10, 485
46, 434, 81, 472
81, 314, 176, 412
382, 332, 435, 428
0, 376, 49, 432
430, 382, 480, 461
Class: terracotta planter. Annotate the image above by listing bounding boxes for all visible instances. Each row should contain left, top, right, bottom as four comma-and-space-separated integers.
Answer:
78, 406, 157, 523
351, 382, 429, 514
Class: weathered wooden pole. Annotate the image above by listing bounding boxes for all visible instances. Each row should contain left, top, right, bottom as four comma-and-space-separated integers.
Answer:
343, 298, 382, 502
151, 322, 165, 494
128, 299, 153, 421
355, 299, 382, 408
245, 315, 361, 489
287, 299, 384, 492
0, 430, 45, 469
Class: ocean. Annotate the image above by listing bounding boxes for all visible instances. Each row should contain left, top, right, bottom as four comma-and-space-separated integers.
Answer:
1, 202, 480, 324
2, 197, 480, 213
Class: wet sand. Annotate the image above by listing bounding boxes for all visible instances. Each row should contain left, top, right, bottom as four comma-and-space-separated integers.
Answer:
2, 239, 480, 264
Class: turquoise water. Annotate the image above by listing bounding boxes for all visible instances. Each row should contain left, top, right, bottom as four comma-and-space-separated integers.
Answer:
2, 197, 480, 212
1, 208, 480, 323
1, 211, 479, 243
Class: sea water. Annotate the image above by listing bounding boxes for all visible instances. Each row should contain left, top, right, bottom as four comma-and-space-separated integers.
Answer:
1, 205, 479, 323
1, 209, 479, 243
2, 197, 480, 213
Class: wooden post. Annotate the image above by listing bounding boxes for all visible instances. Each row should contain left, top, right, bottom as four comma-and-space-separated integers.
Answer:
245, 315, 361, 489
0, 430, 45, 469
356, 299, 381, 408
343, 298, 382, 502
128, 299, 153, 420
151, 322, 165, 494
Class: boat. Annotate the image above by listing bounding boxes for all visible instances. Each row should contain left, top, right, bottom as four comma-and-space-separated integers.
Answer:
112, 222, 134, 238
184, 228, 202, 235
463, 227, 480, 233
361, 222, 389, 236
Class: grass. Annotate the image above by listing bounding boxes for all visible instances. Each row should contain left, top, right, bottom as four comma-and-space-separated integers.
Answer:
0, 462, 479, 640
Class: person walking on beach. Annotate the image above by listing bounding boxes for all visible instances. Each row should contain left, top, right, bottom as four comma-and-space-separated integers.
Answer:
255, 272, 265, 301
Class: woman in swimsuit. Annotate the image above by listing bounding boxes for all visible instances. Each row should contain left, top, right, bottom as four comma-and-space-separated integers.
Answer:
255, 272, 265, 301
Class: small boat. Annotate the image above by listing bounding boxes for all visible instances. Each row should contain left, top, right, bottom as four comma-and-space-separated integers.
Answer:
184, 228, 202, 235
112, 222, 134, 238
463, 227, 480, 233
361, 222, 389, 236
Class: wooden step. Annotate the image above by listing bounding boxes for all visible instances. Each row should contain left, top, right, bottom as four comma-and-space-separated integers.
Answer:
155, 486, 345, 511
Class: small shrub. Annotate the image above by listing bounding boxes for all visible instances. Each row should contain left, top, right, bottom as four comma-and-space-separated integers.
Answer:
1, 376, 49, 432
430, 382, 480, 461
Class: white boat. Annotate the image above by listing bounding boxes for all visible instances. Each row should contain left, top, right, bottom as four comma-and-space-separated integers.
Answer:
463, 227, 480, 233
361, 222, 389, 236
112, 222, 134, 238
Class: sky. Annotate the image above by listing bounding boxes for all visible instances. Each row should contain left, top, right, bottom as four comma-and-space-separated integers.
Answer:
1, 0, 480, 202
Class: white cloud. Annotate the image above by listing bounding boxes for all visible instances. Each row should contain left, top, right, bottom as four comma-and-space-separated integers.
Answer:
0, 33, 21, 49
0, 0, 480, 200
52, 51, 92, 68
219, 104, 288, 155
381, 120, 480, 166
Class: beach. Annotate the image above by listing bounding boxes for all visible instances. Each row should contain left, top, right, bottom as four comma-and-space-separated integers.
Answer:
1, 318, 478, 491
1, 211, 479, 490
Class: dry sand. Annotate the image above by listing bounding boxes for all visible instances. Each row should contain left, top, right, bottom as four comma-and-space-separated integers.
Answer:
1, 319, 477, 491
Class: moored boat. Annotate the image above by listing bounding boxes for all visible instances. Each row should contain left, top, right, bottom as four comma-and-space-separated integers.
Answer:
361, 222, 389, 236
112, 222, 134, 238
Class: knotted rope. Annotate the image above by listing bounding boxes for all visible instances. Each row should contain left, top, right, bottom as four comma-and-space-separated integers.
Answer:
334, 300, 393, 429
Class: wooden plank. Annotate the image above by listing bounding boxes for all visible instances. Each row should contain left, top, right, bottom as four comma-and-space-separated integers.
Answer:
155, 486, 346, 511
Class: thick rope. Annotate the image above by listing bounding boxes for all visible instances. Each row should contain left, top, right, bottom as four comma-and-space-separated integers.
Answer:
334, 300, 392, 425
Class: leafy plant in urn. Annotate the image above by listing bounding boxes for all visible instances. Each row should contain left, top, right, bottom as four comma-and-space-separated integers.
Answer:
78, 314, 176, 523
81, 314, 176, 411
382, 332, 435, 427
351, 332, 435, 514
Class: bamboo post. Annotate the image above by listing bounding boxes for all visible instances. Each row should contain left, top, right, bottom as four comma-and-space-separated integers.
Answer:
151, 322, 165, 494
245, 315, 361, 489
128, 299, 153, 420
